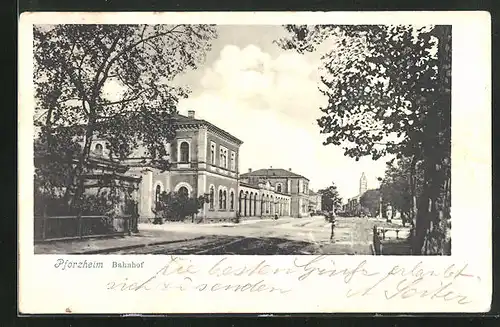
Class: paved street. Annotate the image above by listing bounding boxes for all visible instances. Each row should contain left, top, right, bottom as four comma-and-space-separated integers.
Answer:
35, 216, 409, 255
113, 216, 403, 255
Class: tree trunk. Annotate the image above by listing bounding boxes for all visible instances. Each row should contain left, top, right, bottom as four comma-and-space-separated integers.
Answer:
70, 119, 95, 213
408, 155, 418, 227
413, 25, 451, 255
413, 165, 431, 255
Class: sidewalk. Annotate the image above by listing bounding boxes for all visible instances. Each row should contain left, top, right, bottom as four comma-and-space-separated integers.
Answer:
34, 229, 205, 254
138, 216, 296, 230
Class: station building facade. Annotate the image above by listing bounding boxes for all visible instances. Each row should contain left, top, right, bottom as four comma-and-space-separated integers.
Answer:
88, 110, 295, 223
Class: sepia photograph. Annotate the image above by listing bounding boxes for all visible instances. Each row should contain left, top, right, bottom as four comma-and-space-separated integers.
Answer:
19, 11, 491, 315
32, 23, 452, 256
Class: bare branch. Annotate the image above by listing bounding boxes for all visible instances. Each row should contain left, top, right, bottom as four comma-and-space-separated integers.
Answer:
97, 89, 149, 107
91, 34, 124, 105
95, 25, 185, 94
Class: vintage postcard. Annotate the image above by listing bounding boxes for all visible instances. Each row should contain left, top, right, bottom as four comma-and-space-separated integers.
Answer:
18, 11, 491, 314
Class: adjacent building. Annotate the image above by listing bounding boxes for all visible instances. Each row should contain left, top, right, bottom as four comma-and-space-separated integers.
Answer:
238, 181, 291, 219
239, 168, 310, 218
308, 190, 322, 212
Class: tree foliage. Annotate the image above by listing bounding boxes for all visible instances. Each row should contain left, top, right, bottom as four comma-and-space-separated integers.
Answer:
318, 183, 343, 212
34, 24, 217, 211
277, 24, 451, 255
278, 25, 443, 161
359, 189, 381, 217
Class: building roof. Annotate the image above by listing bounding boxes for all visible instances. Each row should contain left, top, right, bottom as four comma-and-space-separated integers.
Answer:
174, 114, 243, 145
239, 181, 260, 190
240, 168, 309, 180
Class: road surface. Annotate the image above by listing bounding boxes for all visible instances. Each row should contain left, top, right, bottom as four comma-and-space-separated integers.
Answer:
113, 216, 396, 255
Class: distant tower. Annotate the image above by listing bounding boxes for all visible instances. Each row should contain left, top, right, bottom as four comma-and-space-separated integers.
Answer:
359, 172, 367, 195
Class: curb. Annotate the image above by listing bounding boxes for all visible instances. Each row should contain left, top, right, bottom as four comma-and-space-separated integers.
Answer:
73, 236, 206, 254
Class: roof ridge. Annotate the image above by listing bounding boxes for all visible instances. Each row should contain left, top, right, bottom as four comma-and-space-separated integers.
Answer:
240, 167, 308, 180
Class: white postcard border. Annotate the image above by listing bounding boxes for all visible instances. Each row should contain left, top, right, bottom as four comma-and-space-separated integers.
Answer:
18, 11, 492, 314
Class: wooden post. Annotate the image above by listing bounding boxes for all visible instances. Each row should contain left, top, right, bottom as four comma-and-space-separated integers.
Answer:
42, 215, 47, 241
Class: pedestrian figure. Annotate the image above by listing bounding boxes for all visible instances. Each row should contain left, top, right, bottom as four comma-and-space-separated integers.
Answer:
329, 210, 336, 242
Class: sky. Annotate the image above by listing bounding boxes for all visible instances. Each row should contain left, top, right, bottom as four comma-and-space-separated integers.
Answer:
173, 25, 389, 201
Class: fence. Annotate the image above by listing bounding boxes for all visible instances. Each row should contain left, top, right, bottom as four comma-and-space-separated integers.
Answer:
34, 215, 132, 242
372, 225, 412, 255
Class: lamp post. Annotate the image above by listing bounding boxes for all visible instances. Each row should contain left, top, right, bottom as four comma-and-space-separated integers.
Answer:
379, 196, 382, 219
377, 177, 383, 219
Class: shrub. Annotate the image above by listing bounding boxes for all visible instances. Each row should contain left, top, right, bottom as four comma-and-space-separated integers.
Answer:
154, 191, 206, 222
34, 189, 116, 217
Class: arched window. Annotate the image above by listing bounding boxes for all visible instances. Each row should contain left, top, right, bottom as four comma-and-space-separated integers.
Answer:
180, 142, 189, 162
230, 191, 234, 210
223, 190, 227, 210
155, 184, 162, 210
219, 189, 223, 209
230, 152, 236, 171
94, 143, 103, 155
254, 195, 257, 215
210, 142, 216, 165
244, 192, 248, 216
178, 186, 189, 198
209, 186, 215, 209
239, 190, 243, 214
276, 184, 282, 193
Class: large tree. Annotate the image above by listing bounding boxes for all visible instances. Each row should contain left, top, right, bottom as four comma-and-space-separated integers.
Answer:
318, 183, 343, 212
34, 24, 217, 212
277, 25, 451, 254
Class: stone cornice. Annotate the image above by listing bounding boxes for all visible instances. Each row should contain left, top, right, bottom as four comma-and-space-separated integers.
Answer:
175, 120, 243, 146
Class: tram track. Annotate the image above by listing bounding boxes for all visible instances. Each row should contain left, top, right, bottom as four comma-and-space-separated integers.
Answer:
113, 234, 317, 255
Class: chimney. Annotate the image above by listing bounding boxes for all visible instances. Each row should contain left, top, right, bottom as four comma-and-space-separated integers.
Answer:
288, 168, 292, 171
187, 110, 195, 118
248, 168, 252, 173
270, 166, 273, 169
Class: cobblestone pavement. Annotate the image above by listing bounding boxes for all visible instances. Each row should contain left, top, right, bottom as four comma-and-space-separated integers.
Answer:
35, 216, 407, 255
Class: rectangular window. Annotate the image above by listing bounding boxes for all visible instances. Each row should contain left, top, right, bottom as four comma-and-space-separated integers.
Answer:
230, 151, 236, 171
210, 142, 216, 165
220, 146, 228, 168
